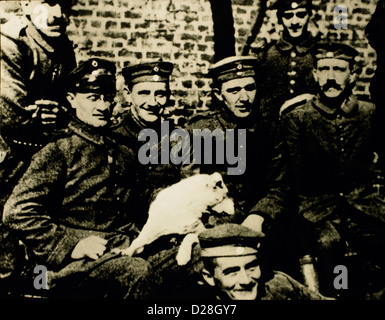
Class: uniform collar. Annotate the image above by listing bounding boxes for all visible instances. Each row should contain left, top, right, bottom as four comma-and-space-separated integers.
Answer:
312, 94, 359, 116
69, 117, 108, 145
276, 31, 315, 54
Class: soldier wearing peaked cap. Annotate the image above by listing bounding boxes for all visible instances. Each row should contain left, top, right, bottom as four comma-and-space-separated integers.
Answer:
2, 58, 160, 299
254, 0, 319, 122
281, 41, 385, 299
112, 60, 182, 229
65, 58, 117, 95
196, 223, 330, 300
270, 0, 312, 12
184, 56, 289, 255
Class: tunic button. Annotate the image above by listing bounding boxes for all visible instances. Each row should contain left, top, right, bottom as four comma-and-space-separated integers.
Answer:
341, 148, 345, 152
291, 61, 296, 67
290, 79, 296, 85
291, 51, 296, 58
289, 89, 294, 94
339, 192, 344, 197
340, 137, 344, 141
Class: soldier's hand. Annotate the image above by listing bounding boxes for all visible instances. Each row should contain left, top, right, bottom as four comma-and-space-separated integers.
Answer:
28, 100, 63, 125
71, 236, 108, 260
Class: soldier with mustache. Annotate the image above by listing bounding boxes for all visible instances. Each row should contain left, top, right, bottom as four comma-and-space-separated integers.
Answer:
281, 42, 385, 299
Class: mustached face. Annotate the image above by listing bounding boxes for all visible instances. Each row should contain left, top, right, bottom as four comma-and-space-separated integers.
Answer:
313, 58, 355, 99
281, 8, 310, 39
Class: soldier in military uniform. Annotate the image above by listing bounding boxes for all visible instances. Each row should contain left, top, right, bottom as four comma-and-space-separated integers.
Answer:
281, 42, 385, 299
112, 61, 182, 228
0, 0, 77, 212
195, 223, 330, 300
185, 56, 287, 232
2, 59, 157, 299
256, 0, 319, 122
181, 56, 303, 283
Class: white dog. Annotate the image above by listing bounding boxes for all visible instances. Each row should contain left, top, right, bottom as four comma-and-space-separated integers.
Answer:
114, 172, 234, 264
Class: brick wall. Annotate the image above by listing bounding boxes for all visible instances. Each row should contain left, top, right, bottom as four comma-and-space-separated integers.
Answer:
0, 0, 379, 125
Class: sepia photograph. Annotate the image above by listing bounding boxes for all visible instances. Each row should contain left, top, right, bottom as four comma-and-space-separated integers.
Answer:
1, 0, 385, 310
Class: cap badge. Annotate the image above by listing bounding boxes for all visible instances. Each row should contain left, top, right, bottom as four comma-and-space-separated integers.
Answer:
236, 64, 243, 70
291, 2, 299, 9
153, 66, 159, 72
326, 52, 334, 58
91, 60, 98, 68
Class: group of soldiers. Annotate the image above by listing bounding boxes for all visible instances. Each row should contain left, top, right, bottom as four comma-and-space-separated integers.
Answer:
1, 0, 385, 301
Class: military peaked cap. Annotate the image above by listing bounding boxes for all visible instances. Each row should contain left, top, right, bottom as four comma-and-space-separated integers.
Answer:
198, 223, 265, 258
122, 61, 173, 86
312, 42, 359, 63
66, 58, 117, 94
209, 56, 259, 85
271, 0, 311, 12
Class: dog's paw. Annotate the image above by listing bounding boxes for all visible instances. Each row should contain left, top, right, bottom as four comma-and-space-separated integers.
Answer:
176, 233, 199, 266
176, 248, 191, 266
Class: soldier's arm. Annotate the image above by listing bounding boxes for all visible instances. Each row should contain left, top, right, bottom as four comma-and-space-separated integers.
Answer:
2, 142, 83, 270
246, 138, 290, 231
0, 32, 32, 130
0, 33, 63, 138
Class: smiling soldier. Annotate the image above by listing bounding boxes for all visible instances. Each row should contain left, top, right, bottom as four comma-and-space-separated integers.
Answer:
112, 61, 182, 229
197, 224, 328, 300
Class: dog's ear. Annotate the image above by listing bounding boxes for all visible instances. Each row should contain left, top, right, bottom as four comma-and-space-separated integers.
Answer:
207, 172, 224, 190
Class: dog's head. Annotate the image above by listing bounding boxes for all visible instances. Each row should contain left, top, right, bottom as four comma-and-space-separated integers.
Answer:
202, 172, 234, 215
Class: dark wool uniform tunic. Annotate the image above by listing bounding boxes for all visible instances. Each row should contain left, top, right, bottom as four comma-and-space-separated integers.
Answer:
281, 94, 385, 298
2, 118, 155, 298
0, 18, 76, 151
112, 113, 182, 228
258, 32, 318, 120
0, 19, 76, 213
184, 108, 288, 224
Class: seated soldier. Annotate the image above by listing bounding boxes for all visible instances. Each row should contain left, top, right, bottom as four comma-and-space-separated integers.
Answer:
281, 41, 385, 299
196, 223, 330, 300
112, 60, 182, 228
2, 58, 158, 299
